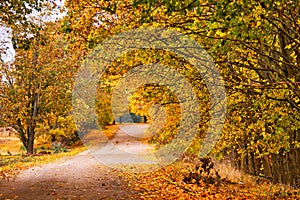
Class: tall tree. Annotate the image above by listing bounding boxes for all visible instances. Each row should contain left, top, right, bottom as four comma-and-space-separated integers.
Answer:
63, 0, 300, 186
0, 21, 78, 154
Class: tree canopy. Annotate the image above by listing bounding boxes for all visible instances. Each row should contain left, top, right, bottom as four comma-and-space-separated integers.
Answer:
62, 0, 300, 186
0, 0, 299, 186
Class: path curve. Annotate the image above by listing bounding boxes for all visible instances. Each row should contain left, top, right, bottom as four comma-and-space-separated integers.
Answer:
0, 124, 154, 200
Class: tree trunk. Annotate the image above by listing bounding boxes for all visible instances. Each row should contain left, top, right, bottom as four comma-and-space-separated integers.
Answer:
17, 93, 39, 154
26, 125, 35, 154
233, 129, 300, 188
26, 93, 39, 154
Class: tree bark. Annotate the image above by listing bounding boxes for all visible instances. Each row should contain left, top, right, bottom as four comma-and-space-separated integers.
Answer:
27, 125, 35, 154
26, 93, 39, 154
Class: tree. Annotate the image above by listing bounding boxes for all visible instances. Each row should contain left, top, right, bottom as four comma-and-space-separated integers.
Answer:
0, 1, 45, 25
0, 21, 78, 154
120, 0, 300, 186
63, 0, 300, 186
93, 0, 299, 107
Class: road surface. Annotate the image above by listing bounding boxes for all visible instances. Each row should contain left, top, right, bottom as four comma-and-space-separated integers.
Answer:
0, 124, 155, 200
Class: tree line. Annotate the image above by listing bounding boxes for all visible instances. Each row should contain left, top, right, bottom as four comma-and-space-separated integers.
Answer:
0, 0, 299, 187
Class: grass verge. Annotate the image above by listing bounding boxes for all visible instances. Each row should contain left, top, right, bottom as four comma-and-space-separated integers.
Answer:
0, 125, 120, 180
0, 146, 87, 180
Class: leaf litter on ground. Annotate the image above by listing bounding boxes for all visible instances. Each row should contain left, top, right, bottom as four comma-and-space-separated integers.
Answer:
120, 158, 300, 199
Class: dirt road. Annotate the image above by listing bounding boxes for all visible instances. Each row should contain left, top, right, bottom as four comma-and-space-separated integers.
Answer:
0, 124, 154, 200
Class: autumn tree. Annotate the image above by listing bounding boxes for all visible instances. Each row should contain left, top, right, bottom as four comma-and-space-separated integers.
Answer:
109, 0, 300, 186
0, 20, 78, 154
63, 0, 300, 186
0, 1, 45, 25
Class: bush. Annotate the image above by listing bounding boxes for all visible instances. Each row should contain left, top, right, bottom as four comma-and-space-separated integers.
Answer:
52, 142, 69, 154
